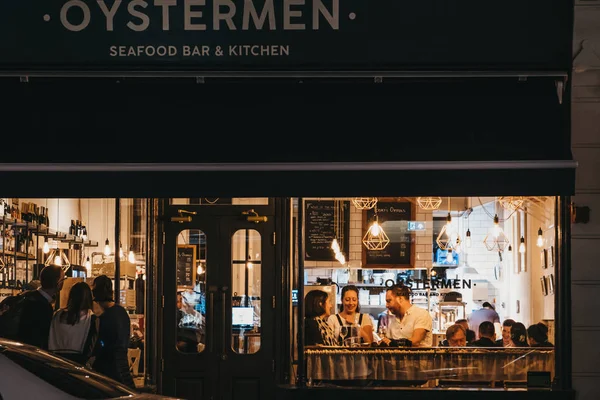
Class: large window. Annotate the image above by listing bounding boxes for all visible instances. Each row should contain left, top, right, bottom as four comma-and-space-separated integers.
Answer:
297, 196, 557, 388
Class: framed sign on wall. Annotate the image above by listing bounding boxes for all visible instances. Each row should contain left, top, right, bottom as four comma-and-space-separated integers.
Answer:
177, 244, 197, 288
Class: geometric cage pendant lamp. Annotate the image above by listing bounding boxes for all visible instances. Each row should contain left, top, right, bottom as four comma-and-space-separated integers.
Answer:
362, 214, 390, 250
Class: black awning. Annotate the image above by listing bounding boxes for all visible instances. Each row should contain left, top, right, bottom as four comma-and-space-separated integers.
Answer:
2, 77, 574, 197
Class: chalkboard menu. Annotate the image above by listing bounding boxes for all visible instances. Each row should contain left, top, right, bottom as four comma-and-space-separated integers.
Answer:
304, 200, 350, 262
363, 200, 415, 268
177, 245, 196, 288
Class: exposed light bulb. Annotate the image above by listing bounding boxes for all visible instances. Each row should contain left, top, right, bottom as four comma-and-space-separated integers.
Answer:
119, 242, 124, 259
197, 264, 204, 275
43, 240, 50, 254
536, 227, 544, 247
446, 212, 452, 227
519, 236, 526, 254
465, 229, 472, 248
104, 238, 111, 256
247, 262, 253, 269
54, 254, 62, 266
492, 214, 501, 238
370, 221, 381, 237
85, 256, 91, 270
454, 238, 462, 254
128, 247, 136, 263
446, 249, 453, 263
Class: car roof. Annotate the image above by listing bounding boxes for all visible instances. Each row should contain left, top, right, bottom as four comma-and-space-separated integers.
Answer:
0, 338, 137, 393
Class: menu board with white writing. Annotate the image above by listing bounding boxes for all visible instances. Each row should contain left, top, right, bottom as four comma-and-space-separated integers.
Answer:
363, 200, 415, 268
304, 200, 350, 262
177, 245, 196, 288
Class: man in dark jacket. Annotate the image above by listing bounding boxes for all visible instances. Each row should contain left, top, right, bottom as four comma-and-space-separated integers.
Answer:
16, 265, 64, 349
469, 321, 500, 347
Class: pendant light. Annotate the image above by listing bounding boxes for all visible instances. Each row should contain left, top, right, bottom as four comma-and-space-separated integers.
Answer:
518, 236, 526, 254
45, 198, 70, 269
103, 199, 111, 256
43, 198, 50, 254
128, 244, 136, 263
446, 248, 453, 263
492, 214, 501, 238
362, 212, 390, 251
536, 227, 544, 248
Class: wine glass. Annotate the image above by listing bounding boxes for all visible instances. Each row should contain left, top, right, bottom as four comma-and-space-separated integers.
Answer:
339, 326, 349, 346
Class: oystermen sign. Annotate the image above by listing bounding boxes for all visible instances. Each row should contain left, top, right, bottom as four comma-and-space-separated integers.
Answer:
0, 0, 572, 72
61, 0, 338, 58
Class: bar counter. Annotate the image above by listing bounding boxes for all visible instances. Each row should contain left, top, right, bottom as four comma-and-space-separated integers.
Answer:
305, 346, 554, 383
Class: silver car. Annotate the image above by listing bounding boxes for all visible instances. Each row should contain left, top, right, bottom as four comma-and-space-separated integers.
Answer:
0, 338, 182, 400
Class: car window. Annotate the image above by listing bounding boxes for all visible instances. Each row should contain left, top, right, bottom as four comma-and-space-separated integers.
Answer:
1, 348, 137, 399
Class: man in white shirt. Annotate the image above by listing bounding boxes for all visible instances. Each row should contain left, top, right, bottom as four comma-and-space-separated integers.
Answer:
381, 284, 433, 347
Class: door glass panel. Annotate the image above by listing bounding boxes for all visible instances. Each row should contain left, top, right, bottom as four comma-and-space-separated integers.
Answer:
176, 229, 207, 353
231, 229, 261, 354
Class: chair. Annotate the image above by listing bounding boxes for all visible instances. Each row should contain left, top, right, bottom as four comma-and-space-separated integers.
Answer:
127, 348, 142, 376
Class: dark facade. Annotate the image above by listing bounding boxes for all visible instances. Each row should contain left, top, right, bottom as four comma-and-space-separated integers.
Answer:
0, 0, 577, 399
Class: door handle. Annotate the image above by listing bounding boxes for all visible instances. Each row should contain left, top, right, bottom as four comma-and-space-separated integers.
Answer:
221, 289, 227, 357
242, 209, 268, 223
170, 209, 197, 223
208, 292, 215, 353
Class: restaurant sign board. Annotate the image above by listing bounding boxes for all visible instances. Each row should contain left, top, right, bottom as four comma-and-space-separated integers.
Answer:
0, 0, 571, 73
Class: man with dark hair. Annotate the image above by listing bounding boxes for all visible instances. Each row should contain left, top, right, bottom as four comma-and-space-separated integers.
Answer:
16, 265, 65, 348
496, 318, 516, 346
381, 284, 432, 347
469, 321, 499, 347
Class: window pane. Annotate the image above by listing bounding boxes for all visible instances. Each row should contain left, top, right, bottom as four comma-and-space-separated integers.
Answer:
176, 229, 207, 354
231, 229, 261, 354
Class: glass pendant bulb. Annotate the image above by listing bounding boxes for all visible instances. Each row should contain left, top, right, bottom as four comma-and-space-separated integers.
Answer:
104, 238, 111, 256
54, 254, 62, 266
370, 221, 381, 237
85, 256, 91, 270
119, 242, 124, 259
128, 246, 136, 263
465, 229, 472, 248
446, 249, 453, 263
519, 236, 526, 254
43, 239, 50, 254
492, 214, 501, 238
536, 227, 544, 247
446, 212, 452, 227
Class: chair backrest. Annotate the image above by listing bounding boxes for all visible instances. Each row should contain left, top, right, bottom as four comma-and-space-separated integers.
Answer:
127, 348, 142, 376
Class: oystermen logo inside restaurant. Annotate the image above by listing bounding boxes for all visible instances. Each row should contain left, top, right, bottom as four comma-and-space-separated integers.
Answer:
49, 0, 346, 58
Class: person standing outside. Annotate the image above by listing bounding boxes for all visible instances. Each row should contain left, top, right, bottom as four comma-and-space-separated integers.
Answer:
381, 284, 432, 347
91, 275, 134, 388
16, 265, 65, 349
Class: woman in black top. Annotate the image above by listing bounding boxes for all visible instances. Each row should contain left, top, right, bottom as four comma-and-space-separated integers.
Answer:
527, 322, 554, 347
91, 275, 135, 388
304, 290, 337, 346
